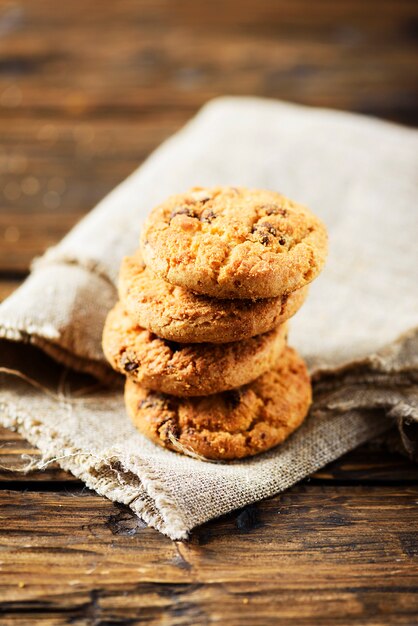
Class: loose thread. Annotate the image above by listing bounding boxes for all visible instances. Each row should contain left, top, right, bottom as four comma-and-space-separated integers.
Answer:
0, 367, 63, 401
1, 368, 222, 464
0, 445, 129, 476
0, 366, 106, 404
167, 432, 222, 464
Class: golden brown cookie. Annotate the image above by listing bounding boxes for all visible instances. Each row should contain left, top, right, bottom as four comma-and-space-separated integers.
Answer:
103, 302, 288, 396
140, 186, 327, 299
125, 346, 311, 460
118, 252, 307, 344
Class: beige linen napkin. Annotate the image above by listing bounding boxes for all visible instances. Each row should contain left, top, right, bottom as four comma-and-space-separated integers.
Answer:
1, 97, 417, 539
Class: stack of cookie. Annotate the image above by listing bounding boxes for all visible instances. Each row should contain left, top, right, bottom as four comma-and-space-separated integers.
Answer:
103, 187, 328, 460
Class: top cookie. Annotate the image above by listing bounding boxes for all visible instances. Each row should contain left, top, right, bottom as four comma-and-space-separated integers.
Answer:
140, 186, 328, 299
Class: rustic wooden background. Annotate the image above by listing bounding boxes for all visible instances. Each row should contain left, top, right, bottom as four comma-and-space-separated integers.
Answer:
1, 0, 417, 623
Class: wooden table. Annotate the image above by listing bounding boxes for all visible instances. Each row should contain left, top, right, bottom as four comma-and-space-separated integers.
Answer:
1, 1, 417, 623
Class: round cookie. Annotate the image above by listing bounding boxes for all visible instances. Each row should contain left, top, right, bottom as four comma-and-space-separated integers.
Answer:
118, 252, 308, 344
125, 346, 312, 460
140, 186, 327, 299
103, 302, 288, 397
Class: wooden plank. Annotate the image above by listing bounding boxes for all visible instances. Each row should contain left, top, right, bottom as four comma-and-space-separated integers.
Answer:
0, 485, 417, 624
0, 211, 90, 272
0, 1, 416, 114
0, 115, 183, 271
0, 427, 79, 482
1, 585, 418, 626
0, 0, 415, 122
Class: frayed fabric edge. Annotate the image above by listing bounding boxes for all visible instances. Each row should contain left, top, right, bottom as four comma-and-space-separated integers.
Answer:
0, 400, 189, 541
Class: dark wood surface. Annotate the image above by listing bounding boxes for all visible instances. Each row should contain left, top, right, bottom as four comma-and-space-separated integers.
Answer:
1, 1, 417, 624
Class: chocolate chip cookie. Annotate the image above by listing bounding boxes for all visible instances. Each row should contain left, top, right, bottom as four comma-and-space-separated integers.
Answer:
125, 346, 312, 460
140, 186, 327, 299
103, 302, 288, 396
119, 252, 307, 344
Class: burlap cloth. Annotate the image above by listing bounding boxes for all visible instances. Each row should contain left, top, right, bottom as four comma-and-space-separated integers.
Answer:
1, 98, 417, 539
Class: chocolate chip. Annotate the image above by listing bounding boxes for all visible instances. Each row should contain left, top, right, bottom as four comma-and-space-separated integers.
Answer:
279, 237, 286, 245
252, 222, 277, 245
124, 361, 138, 372
262, 204, 287, 217
253, 222, 277, 235
121, 354, 139, 372
263, 222, 277, 235
139, 392, 169, 410
262, 204, 278, 215
224, 389, 243, 410
200, 209, 216, 223
170, 206, 197, 220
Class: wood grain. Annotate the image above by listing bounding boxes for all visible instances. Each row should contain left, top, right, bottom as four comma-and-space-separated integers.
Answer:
0, 486, 417, 625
